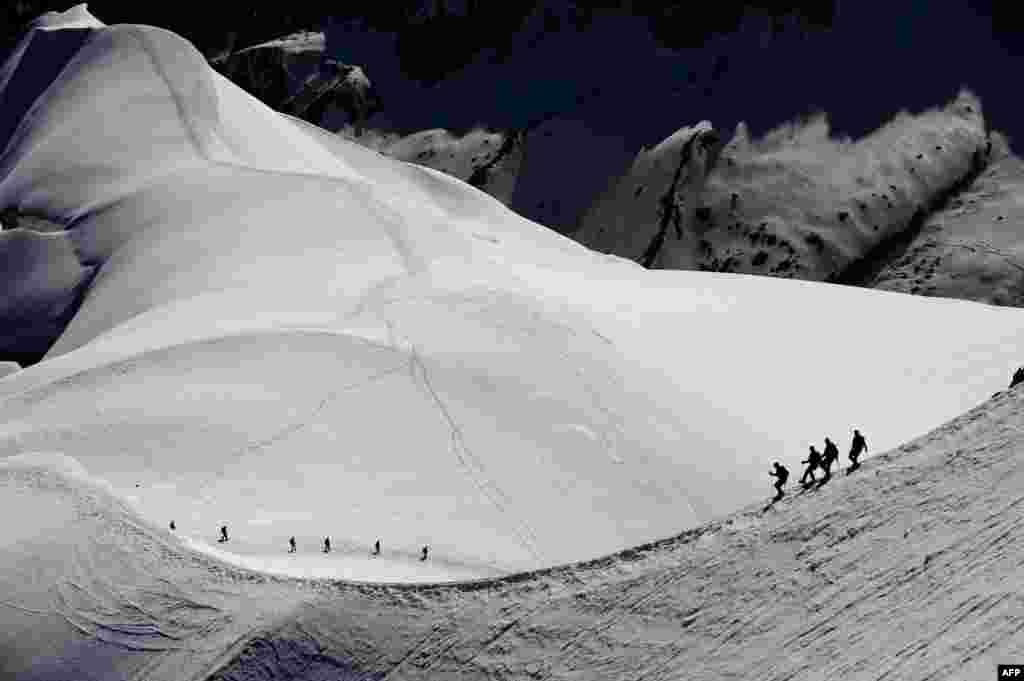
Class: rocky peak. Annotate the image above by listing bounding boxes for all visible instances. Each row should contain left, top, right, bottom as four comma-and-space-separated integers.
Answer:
211, 31, 382, 132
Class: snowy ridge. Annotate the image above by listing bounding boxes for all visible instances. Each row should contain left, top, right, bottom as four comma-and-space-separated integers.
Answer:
4, 387, 1024, 679
574, 121, 718, 268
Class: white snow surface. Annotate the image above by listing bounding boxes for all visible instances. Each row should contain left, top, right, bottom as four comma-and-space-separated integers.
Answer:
3, 7, 1024, 586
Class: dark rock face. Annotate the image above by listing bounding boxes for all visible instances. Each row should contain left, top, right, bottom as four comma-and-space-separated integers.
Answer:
210, 32, 382, 133
356, 127, 525, 206
0, 207, 65, 233
575, 90, 1024, 308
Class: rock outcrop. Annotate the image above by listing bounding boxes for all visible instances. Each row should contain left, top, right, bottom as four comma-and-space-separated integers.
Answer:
348, 127, 525, 206
210, 32, 382, 133
7, 376, 1024, 680
0, 206, 65, 232
574, 121, 720, 269
863, 132, 1024, 305
575, 91, 1015, 306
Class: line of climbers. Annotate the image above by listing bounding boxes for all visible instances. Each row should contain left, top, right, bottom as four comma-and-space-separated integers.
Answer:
294, 536, 430, 561
167, 523, 431, 562
154, 370, 1022, 555
769, 364, 1024, 505
768, 428, 868, 505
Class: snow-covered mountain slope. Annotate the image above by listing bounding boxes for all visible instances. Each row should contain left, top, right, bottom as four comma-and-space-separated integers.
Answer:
5, 382, 1024, 679
574, 92, 995, 290
866, 131, 1024, 304
3, 4, 1024, 591
213, 385, 1024, 680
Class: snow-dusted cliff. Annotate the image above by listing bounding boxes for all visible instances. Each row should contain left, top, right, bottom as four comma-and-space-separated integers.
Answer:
865, 131, 1024, 305
575, 92, 1016, 308
210, 31, 382, 133
345, 126, 525, 207
573, 121, 720, 269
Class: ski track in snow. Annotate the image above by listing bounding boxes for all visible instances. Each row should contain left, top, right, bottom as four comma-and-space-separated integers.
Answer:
402, 328, 545, 564
199, 358, 411, 491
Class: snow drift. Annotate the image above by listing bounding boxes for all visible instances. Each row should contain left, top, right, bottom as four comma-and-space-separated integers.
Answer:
3, 5, 1024, 588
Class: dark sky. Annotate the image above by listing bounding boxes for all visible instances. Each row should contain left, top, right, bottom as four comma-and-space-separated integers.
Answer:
8, 2, 1019, 146
326, 1, 1023, 144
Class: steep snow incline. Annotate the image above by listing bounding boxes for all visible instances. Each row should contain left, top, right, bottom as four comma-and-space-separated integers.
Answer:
3, 7, 1024, 587
212, 386, 1024, 680
0, 452, 313, 681
5, 387, 1024, 679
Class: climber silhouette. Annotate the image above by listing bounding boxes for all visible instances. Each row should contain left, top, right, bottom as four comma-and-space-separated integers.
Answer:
800, 445, 822, 486
323, 536, 331, 553
169, 520, 176, 531
219, 525, 229, 543
372, 539, 381, 556
768, 462, 789, 502
420, 545, 429, 562
288, 536, 296, 553
1011, 367, 1024, 389
847, 429, 868, 473
819, 438, 839, 484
